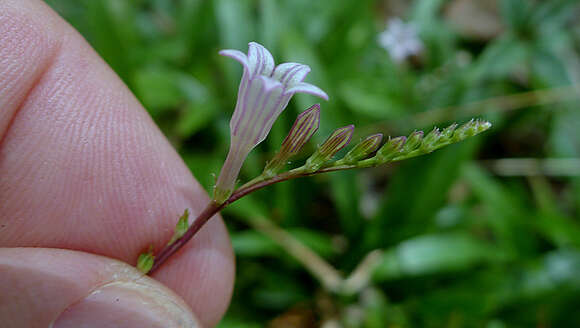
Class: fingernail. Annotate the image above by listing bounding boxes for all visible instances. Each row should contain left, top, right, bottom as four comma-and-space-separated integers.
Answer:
53, 280, 200, 328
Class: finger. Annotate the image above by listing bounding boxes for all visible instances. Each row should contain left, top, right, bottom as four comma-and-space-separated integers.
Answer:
0, 248, 201, 328
0, 1, 234, 326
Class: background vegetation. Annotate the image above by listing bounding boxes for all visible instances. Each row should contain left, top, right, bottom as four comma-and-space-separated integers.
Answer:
46, 0, 580, 326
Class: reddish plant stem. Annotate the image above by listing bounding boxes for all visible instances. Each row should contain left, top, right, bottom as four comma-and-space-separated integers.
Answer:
147, 165, 359, 275
148, 201, 223, 274
228, 165, 357, 203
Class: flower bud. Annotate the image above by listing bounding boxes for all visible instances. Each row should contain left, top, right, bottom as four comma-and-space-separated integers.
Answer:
453, 119, 490, 141
441, 123, 458, 140
402, 130, 424, 152
263, 104, 320, 176
341, 133, 383, 164
213, 42, 328, 203
375, 136, 406, 162
421, 127, 442, 152
305, 125, 354, 171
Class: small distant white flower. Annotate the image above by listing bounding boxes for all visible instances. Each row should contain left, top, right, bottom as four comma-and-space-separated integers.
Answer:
377, 18, 423, 62
214, 42, 328, 202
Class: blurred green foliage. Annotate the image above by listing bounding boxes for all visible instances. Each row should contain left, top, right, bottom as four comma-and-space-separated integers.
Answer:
46, 0, 580, 326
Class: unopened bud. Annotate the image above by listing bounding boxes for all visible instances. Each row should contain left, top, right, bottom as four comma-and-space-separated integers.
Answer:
305, 125, 355, 171
376, 136, 406, 162
341, 133, 383, 164
441, 123, 458, 139
402, 130, 424, 152
453, 119, 475, 141
421, 127, 442, 152
264, 104, 320, 176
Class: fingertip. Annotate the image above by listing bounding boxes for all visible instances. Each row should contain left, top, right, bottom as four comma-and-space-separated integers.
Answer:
0, 248, 201, 328
0, 1, 235, 325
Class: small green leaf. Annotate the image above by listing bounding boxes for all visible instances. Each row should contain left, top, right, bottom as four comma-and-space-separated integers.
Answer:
167, 209, 190, 246
176, 209, 190, 236
137, 247, 155, 274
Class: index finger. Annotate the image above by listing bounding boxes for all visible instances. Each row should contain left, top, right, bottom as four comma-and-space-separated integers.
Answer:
0, 0, 234, 326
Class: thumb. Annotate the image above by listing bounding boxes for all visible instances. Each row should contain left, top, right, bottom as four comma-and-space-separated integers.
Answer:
0, 248, 201, 328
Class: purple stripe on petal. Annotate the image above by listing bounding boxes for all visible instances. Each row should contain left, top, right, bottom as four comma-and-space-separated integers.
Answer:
216, 42, 330, 202
283, 65, 310, 87
254, 93, 284, 143
286, 82, 329, 100
231, 70, 251, 133
243, 79, 270, 141
231, 74, 255, 135
235, 75, 267, 138
237, 77, 283, 145
255, 91, 287, 139
281, 64, 304, 87
274, 63, 300, 82
248, 77, 283, 139
255, 44, 262, 76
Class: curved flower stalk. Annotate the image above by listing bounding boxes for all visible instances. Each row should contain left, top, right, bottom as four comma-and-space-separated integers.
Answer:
214, 42, 329, 203
139, 42, 492, 275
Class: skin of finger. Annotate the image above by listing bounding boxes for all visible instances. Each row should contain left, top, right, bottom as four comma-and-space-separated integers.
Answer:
0, 1, 234, 326
0, 248, 201, 328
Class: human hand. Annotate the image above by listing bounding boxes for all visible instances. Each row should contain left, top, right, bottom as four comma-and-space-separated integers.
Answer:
0, 1, 234, 327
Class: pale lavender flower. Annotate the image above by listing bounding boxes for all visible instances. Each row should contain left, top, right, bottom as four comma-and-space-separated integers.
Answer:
214, 42, 328, 202
377, 18, 423, 62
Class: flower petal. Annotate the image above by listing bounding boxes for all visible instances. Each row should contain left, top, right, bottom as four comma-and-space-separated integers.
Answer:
249, 76, 285, 144
272, 63, 311, 87
248, 42, 275, 77
286, 82, 329, 100
232, 75, 284, 145
218, 49, 249, 71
